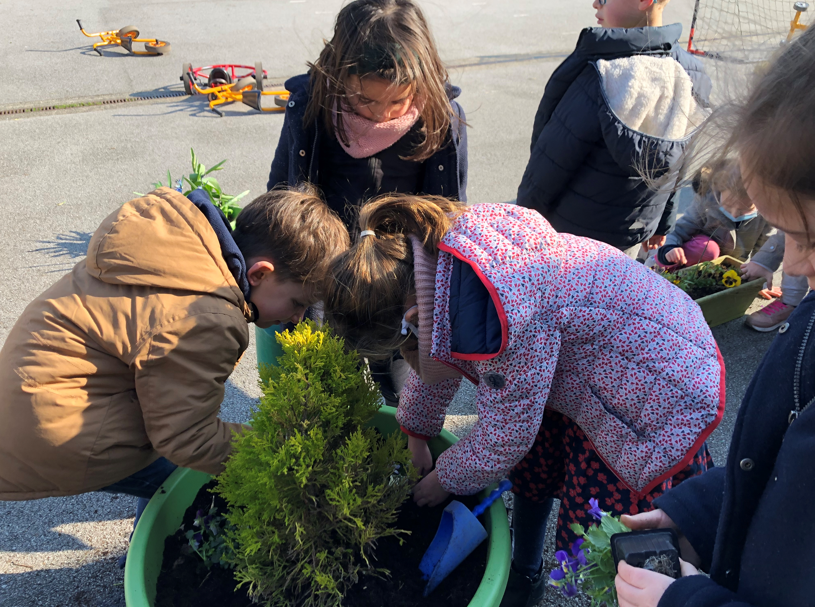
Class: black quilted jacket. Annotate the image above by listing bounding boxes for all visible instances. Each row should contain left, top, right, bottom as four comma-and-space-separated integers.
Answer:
517, 24, 711, 249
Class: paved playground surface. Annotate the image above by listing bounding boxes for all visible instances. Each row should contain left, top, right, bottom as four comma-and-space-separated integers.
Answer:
0, 1, 781, 605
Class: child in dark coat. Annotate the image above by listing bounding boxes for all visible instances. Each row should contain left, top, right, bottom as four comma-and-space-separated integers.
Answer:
265, 0, 467, 409
615, 24, 815, 607
517, 0, 711, 260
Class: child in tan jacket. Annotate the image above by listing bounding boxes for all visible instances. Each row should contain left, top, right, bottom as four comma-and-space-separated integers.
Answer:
0, 186, 347, 509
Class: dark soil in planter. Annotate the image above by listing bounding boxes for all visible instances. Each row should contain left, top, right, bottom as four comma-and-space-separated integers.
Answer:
155, 481, 490, 607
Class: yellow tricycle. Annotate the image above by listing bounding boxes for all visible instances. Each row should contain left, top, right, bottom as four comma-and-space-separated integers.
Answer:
76, 19, 171, 56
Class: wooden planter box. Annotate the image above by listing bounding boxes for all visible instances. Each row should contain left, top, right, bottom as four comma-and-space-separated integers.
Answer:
680, 255, 764, 327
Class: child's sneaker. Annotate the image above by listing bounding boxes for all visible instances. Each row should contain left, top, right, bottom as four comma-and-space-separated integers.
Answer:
745, 300, 796, 332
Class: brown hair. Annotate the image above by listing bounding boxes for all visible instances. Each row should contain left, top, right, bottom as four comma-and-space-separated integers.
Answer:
232, 185, 350, 296
323, 194, 465, 358
696, 158, 748, 201
304, 0, 455, 162
678, 25, 815, 239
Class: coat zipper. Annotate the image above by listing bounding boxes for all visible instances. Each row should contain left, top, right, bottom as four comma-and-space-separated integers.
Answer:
789, 310, 815, 424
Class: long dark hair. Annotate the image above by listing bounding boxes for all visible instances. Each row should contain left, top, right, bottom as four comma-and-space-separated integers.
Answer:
304, 0, 454, 162
323, 194, 466, 359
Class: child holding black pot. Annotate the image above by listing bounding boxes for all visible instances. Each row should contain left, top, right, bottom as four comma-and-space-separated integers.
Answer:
322, 193, 724, 607
614, 25, 815, 607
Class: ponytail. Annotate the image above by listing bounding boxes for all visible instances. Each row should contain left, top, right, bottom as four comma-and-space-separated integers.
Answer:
324, 194, 465, 359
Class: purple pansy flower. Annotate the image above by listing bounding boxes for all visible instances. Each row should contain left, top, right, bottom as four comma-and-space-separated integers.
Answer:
549, 568, 566, 583
563, 583, 579, 598
587, 498, 605, 520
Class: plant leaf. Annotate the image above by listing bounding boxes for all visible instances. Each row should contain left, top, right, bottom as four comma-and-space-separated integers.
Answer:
202, 159, 226, 176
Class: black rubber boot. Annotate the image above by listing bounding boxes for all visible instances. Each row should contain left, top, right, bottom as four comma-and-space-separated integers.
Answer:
499, 562, 546, 607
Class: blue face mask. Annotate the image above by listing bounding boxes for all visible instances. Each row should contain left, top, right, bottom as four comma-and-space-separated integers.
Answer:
720, 206, 758, 223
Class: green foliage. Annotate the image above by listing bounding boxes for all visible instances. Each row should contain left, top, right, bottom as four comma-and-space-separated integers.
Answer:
653, 261, 740, 300
135, 148, 248, 223
182, 496, 235, 569
569, 514, 631, 606
215, 322, 417, 607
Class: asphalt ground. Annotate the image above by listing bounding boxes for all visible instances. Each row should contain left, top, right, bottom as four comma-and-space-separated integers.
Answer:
0, 1, 786, 605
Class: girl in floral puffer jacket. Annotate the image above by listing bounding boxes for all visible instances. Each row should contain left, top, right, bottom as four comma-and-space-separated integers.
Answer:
324, 195, 724, 606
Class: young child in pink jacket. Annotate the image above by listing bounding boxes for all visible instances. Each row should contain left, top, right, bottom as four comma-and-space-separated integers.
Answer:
323, 194, 724, 607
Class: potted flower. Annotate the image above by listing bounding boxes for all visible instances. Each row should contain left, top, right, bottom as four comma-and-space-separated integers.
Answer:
124, 323, 510, 607
548, 500, 680, 606
653, 255, 764, 327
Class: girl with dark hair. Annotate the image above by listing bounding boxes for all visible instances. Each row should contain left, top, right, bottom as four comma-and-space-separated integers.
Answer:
266, 0, 467, 408
323, 193, 723, 607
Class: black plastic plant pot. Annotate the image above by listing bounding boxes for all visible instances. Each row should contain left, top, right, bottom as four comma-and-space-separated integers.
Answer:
610, 529, 681, 579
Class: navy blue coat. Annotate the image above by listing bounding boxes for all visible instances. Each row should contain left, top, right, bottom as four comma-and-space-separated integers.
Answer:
654, 292, 815, 607
267, 74, 468, 212
516, 25, 711, 249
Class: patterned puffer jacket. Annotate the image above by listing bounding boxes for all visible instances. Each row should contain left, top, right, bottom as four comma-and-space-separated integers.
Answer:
397, 203, 725, 496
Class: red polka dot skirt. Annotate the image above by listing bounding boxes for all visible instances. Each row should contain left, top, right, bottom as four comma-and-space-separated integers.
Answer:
510, 408, 714, 551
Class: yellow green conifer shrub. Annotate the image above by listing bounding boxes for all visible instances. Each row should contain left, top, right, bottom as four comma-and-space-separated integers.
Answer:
215, 322, 416, 607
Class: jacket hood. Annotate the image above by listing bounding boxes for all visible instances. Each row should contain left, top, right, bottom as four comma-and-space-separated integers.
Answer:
575, 24, 682, 57
85, 188, 247, 310
596, 55, 709, 140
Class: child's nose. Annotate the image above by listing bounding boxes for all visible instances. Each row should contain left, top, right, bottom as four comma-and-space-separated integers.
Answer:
290, 310, 305, 324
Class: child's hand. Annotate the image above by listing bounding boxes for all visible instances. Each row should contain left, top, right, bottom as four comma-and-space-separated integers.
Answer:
620, 509, 676, 531
616, 560, 699, 607
644, 235, 667, 251
740, 262, 781, 299
413, 469, 450, 507
664, 248, 687, 265
407, 435, 433, 476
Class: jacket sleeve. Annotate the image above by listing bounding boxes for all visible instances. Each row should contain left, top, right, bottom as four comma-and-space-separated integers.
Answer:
133, 312, 249, 474
267, 111, 292, 191
664, 199, 706, 248
516, 68, 602, 216
435, 335, 561, 495
451, 99, 469, 203
396, 371, 462, 439
656, 189, 679, 236
748, 230, 784, 272
657, 575, 755, 607
653, 466, 725, 573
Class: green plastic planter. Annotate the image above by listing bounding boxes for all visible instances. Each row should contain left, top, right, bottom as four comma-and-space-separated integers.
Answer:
125, 405, 511, 607
681, 255, 764, 327
254, 324, 285, 369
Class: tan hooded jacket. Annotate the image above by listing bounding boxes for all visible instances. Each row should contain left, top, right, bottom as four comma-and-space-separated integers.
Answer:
0, 189, 251, 500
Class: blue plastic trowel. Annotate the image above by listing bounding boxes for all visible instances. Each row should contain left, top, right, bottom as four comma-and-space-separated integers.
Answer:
419, 479, 513, 596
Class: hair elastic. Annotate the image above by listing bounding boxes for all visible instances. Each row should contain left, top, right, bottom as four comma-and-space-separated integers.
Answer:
360, 230, 376, 238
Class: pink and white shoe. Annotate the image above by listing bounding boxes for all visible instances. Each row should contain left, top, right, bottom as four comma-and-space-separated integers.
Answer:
744, 300, 796, 332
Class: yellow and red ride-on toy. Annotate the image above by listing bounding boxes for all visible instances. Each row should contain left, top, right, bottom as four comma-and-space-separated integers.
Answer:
181, 63, 289, 117
77, 20, 171, 56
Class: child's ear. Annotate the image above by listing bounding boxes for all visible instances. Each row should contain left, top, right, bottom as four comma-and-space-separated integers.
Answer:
247, 260, 275, 287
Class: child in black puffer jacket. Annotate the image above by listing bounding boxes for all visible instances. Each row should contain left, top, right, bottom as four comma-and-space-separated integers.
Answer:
516, 0, 710, 260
